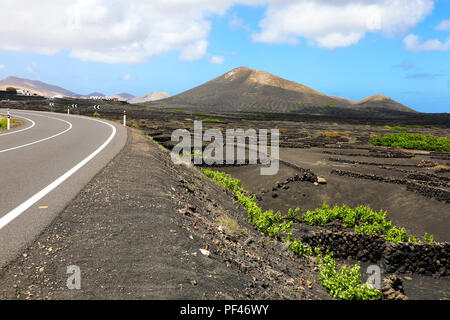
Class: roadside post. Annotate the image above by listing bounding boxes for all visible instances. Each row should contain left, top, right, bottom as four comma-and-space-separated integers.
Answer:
67, 106, 70, 114
123, 110, 127, 127
7, 110, 10, 130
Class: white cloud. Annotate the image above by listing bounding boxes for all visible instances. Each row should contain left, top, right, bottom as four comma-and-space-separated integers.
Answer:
404, 34, 450, 51
0, 64, 4, 71
0, 0, 230, 64
179, 40, 209, 61
229, 13, 250, 31
123, 73, 132, 81
251, 0, 434, 49
0, 0, 437, 63
209, 55, 225, 64
436, 20, 450, 31
26, 62, 37, 73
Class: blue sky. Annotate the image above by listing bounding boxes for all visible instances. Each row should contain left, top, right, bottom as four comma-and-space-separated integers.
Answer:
0, 0, 449, 113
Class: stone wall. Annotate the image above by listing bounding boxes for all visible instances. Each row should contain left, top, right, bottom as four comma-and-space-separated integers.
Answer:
300, 230, 386, 262
383, 242, 449, 276
298, 229, 449, 277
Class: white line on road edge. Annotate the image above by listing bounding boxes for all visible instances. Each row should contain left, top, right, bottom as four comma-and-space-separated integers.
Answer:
0, 113, 36, 136
0, 114, 72, 153
0, 116, 117, 230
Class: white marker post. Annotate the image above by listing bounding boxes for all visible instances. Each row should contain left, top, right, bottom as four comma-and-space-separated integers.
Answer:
123, 110, 127, 127
7, 110, 10, 130
68, 106, 70, 115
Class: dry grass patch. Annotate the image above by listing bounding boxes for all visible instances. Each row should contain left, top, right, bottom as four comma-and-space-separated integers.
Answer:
316, 130, 351, 138
216, 215, 242, 236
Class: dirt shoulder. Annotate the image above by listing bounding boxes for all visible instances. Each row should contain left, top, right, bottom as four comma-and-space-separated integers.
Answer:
0, 129, 329, 300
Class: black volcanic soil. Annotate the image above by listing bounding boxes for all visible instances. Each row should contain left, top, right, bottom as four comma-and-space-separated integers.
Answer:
0, 130, 330, 300
1, 99, 449, 300
129, 107, 449, 299
110, 107, 450, 243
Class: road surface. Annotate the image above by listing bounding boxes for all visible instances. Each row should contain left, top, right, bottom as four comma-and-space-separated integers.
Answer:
0, 109, 127, 267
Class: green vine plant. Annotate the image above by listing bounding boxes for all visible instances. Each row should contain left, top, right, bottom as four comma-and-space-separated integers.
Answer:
201, 169, 383, 300
302, 203, 433, 244
315, 248, 381, 300
201, 169, 437, 300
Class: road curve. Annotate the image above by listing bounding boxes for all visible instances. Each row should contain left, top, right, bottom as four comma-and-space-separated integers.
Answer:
0, 109, 127, 267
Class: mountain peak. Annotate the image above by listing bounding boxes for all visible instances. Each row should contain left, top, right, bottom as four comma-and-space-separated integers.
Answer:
218, 67, 324, 96
359, 94, 391, 103
150, 67, 415, 114
233, 66, 253, 71
3, 76, 22, 81
221, 67, 253, 80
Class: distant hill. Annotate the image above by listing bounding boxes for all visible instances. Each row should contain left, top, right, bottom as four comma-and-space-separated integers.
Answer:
353, 94, 415, 112
113, 93, 135, 101
0, 71, 415, 116
128, 92, 171, 104
0, 76, 139, 102
149, 67, 415, 115
0, 76, 79, 98
86, 92, 105, 97
85, 92, 136, 101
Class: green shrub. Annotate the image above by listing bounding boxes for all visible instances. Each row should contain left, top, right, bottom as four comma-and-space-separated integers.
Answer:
301, 204, 431, 244
317, 252, 381, 300
0, 118, 15, 128
389, 126, 407, 131
303, 204, 391, 234
289, 239, 312, 256
370, 133, 450, 152
385, 226, 408, 244
423, 232, 434, 243
201, 118, 225, 123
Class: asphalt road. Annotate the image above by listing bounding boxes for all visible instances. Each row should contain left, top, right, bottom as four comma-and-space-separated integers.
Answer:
0, 109, 127, 267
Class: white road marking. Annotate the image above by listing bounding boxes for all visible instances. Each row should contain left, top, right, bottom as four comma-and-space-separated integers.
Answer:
0, 113, 36, 136
0, 112, 117, 230
0, 114, 72, 153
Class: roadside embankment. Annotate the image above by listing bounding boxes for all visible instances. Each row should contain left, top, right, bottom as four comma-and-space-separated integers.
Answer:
0, 129, 329, 300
